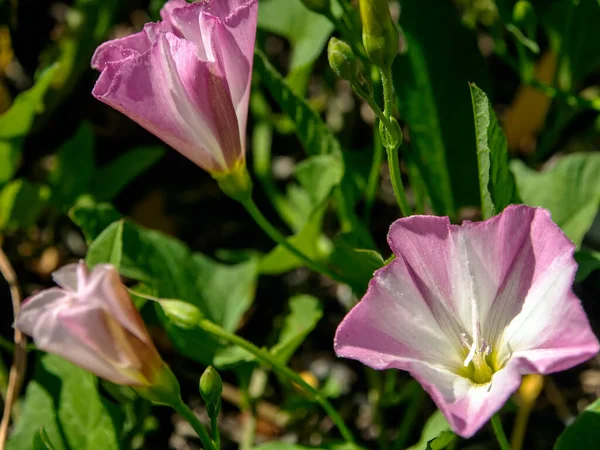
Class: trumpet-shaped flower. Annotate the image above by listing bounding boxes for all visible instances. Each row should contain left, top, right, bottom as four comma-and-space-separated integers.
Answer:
16, 262, 168, 388
91, 0, 258, 174
334, 205, 599, 437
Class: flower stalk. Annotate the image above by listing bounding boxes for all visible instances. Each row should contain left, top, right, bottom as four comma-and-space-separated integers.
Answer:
196, 318, 356, 445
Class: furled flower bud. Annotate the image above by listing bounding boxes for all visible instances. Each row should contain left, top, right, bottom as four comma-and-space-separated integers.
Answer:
199, 366, 223, 418
359, 0, 399, 68
327, 37, 358, 81
159, 299, 203, 330
15, 262, 181, 405
91, 0, 258, 177
300, 0, 331, 15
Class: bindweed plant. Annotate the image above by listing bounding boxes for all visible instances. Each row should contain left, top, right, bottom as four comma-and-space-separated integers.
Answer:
1, 0, 600, 449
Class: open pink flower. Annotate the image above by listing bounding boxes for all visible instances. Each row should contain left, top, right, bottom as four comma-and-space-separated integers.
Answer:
334, 205, 599, 437
16, 262, 166, 386
91, 0, 258, 174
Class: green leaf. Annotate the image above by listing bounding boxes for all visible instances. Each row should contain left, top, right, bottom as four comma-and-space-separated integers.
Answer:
0, 179, 50, 231
575, 250, 600, 282
407, 410, 451, 450
271, 295, 323, 363
470, 83, 520, 218
7, 354, 120, 450
426, 430, 455, 450
69, 202, 122, 244
0, 141, 21, 185
85, 219, 258, 364
555, 398, 600, 450
328, 234, 384, 294
0, 65, 58, 139
48, 122, 95, 210
258, 0, 333, 93
511, 153, 600, 246
253, 444, 365, 450
90, 146, 165, 201
295, 154, 344, 206
86, 220, 124, 268
33, 428, 57, 450
542, 0, 600, 91
392, 0, 491, 215
259, 206, 328, 274
254, 50, 341, 157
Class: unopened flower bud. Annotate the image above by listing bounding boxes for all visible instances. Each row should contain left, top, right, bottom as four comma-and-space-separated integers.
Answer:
328, 37, 357, 81
159, 299, 203, 330
200, 366, 223, 418
359, 0, 399, 68
513, 1, 536, 29
300, 0, 330, 14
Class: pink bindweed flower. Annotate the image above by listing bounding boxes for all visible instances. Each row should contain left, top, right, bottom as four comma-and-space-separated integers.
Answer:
16, 262, 170, 388
334, 205, 599, 438
91, 0, 258, 175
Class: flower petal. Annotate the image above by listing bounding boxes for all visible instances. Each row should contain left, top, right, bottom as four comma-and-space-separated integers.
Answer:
410, 360, 523, 438
15, 288, 69, 335
335, 255, 464, 371
498, 240, 599, 372
92, 32, 242, 173
88, 264, 153, 345
205, 0, 257, 139
51, 262, 86, 291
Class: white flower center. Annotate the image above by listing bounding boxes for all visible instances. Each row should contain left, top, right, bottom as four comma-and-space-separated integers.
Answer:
458, 323, 494, 384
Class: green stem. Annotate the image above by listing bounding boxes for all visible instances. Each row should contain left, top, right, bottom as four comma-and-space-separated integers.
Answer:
211, 417, 220, 449
386, 144, 412, 217
197, 318, 356, 445
381, 67, 394, 116
379, 67, 412, 217
174, 401, 217, 450
240, 197, 350, 285
491, 414, 511, 450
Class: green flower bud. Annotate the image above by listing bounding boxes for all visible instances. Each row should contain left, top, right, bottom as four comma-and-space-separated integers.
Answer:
359, 0, 399, 68
513, 1, 536, 29
328, 37, 358, 81
159, 300, 202, 330
300, 0, 330, 15
199, 366, 223, 418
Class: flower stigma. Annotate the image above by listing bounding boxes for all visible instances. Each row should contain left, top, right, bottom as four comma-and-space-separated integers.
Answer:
458, 325, 494, 385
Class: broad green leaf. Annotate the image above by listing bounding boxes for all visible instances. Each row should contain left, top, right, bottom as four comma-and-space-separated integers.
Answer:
426, 430, 455, 450
86, 220, 123, 268
271, 295, 323, 363
295, 154, 344, 206
85, 219, 258, 364
575, 250, 600, 282
0, 179, 50, 231
407, 410, 451, 450
511, 153, 600, 246
393, 0, 491, 215
254, 50, 341, 157
7, 354, 120, 450
258, 0, 333, 92
328, 234, 384, 294
69, 202, 122, 244
555, 398, 600, 450
0, 141, 20, 185
48, 122, 95, 210
33, 428, 57, 450
90, 146, 164, 201
259, 206, 328, 274
0, 65, 58, 139
260, 153, 343, 274
470, 83, 520, 218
